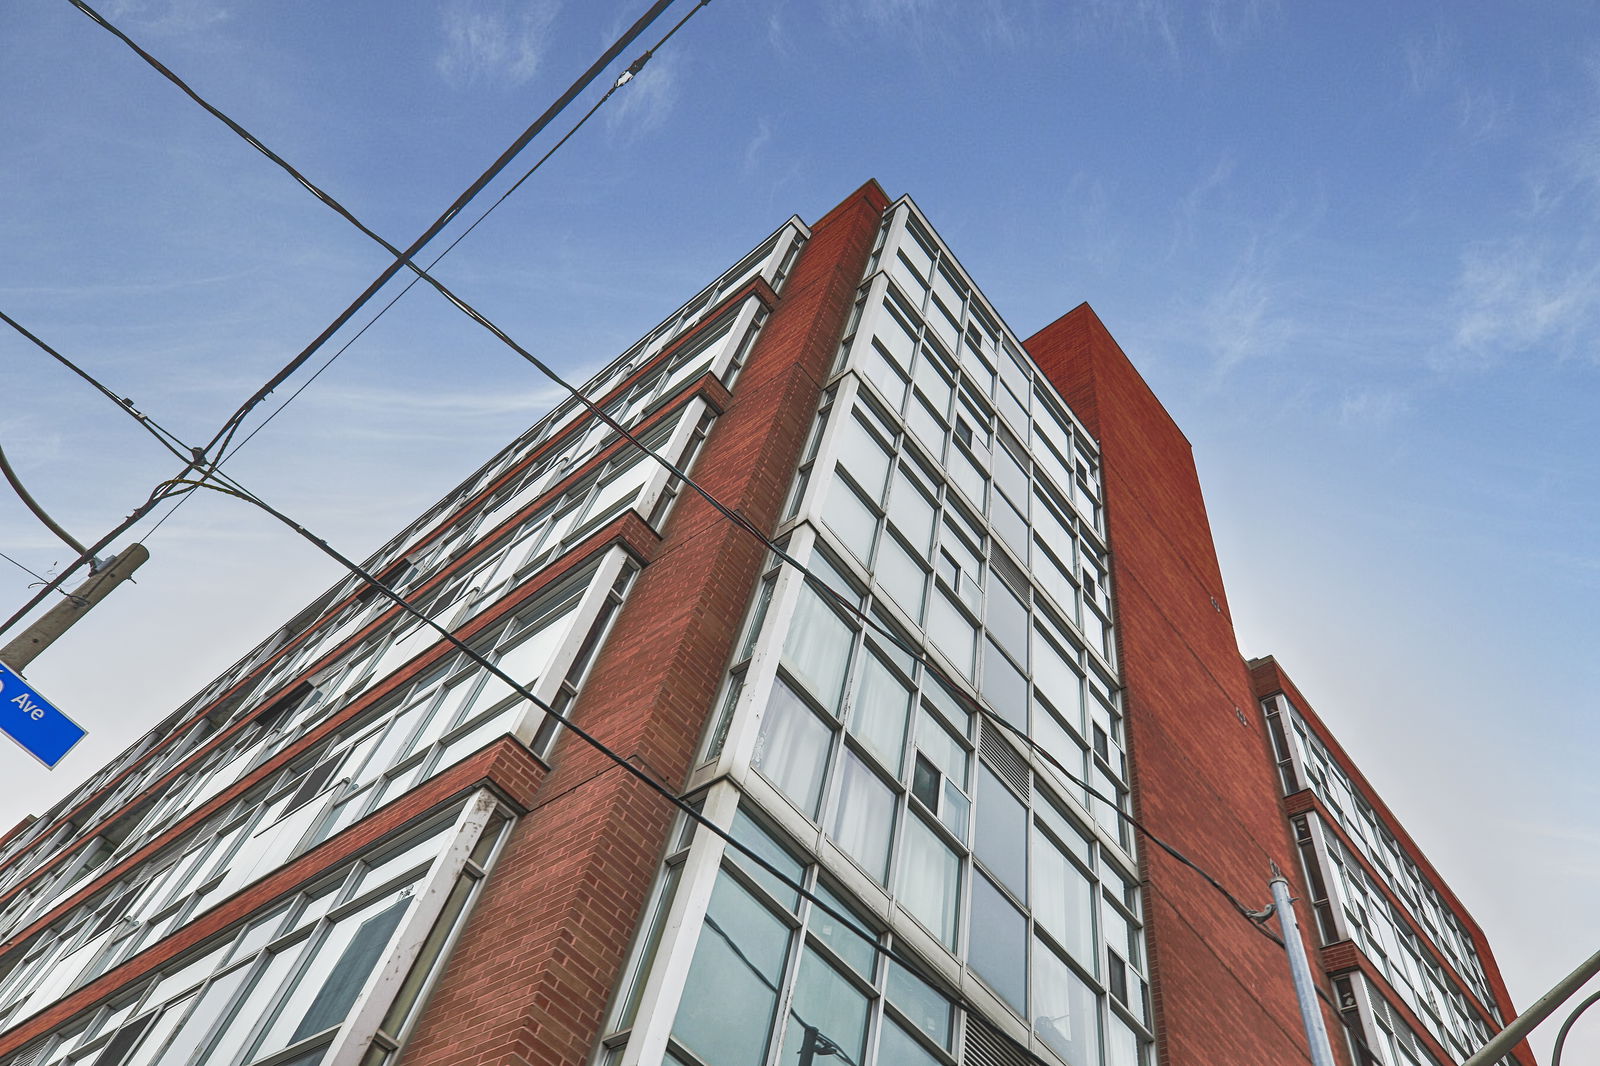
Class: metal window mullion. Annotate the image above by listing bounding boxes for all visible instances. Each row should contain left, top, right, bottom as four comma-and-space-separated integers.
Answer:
321, 790, 499, 1066
618, 784, 743, 1066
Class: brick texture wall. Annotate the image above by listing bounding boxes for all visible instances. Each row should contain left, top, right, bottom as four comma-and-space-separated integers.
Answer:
397, 181, 891, 1066
1026, 305, 1348, 1066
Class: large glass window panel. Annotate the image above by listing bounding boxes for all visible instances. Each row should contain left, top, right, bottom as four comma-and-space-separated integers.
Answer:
673, 874, 790, 1066
782, 588, 855, 712
729, 810, 805, 912
828, 753, 895, 884
876, 1016, 943, 1066
811, 883, 877, 978
849, 651, 911, 773
887, 962, 953, 1050
255, 892, 412, 1056
887, 466, 937, 557
916, 705, 969, 791
777, 949, 869, 1066
753, 679, 833, 818
986, 581, 1029, 667
906, 394, 946, 458
460, 602, 581, 718
991, 498, 1030, 564
969, 874, 1026, 1014
154, 961, 252, 1065
823, 471, 879, 565
981, 642, 1028, 734
1034, 627, 1085, 731
912, 351, 953, 416
975, 765, 1028, 902
874, 306, 918, 369
948, 446, 986, 508
1106, 1013, 1144, 1066
1033, 828, 1096, 970
838, 412, 892, 502
895, 815, 960, 949
874, 533, 927, 625
1032, 705, 1089, 808
1034, 938, 1101, 1066
863, 343, 909, 410
927, 590, 976, 680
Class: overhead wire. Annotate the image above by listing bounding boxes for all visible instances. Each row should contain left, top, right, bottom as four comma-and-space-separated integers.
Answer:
69, 0, 693, 464
0, 297, 1142, 1066
6, 291, 1279, 1066
3, 0, 697, 638
68, 0, 1277, 925
139, 2, 698, 539
17, 1, 1321, 1053
0, 551, 57, 592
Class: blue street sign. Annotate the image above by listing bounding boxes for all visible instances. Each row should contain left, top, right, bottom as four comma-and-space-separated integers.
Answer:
0, 661, 86, 768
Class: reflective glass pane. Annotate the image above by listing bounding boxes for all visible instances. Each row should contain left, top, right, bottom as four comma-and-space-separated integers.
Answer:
673, 875, 789, 1066
1034, 938, 1101, 1066
753, 679, 834, 818
828, 754, 895, 884
896, 816, 960, 949
969, 873, 1026, 1012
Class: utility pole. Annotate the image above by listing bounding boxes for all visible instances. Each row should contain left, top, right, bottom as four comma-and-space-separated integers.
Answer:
1268, 863, 1339, 1066
1, 543, 149, 670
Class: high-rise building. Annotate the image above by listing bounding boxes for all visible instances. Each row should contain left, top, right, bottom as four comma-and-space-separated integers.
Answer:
0, 182, 1531, 1066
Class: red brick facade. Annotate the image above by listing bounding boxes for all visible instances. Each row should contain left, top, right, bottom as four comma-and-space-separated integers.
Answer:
396, 181, 892, 1066
1026, 305, 1347, 1066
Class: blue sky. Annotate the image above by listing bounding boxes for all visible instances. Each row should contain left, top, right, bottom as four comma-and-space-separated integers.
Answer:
3, 1, 1597, 1060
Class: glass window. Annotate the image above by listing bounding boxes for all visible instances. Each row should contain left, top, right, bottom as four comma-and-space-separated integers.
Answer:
824, 472, 878, 565
874, 533, 927, 624
838, 411, 892, 502
777, 948, 869, 1066
828, 753, 895, 884
730, 810, 805, 912
975, 766, 1028, 902
969, 874, 1026, 1013
886, 962, 953, 1051
887, 466, 937, 556
876, 1016, 943, 1066
673, 875, 790, 1066
810, 883, 876, 978
981, 642, 1028, 734
927, 590, 976, 679
782, 588, 854, 713
1033, 827, 1096, 969
753, 679, 833, 818
896, 815, 960, 949
986, 581, 1029, 667
1034, 938, 1101, 1066
848, 651, 911, 773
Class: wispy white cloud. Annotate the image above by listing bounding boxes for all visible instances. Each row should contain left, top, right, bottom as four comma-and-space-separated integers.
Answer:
1403, 25, 1451, 94
742, 118, 774, 176
1337, 388, 1411, 428
1448, 237, 1600, 366
99, 0, 230, 37
1205, 0, 1276, 52
1080, 0, 1181, 65
1455, 85, 1510, 142
303, 382, 567, 420
1168, 155, 1236, 256
436, 0, 559, 89
1199, 253, 1297, 378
